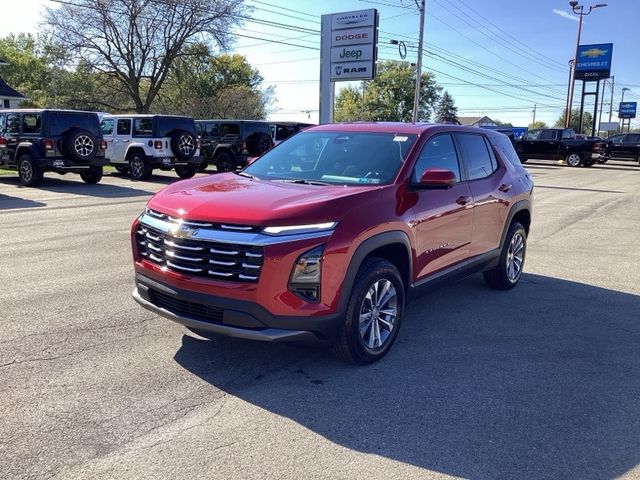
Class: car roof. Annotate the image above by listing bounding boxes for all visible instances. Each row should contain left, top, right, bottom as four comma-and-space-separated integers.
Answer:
103, 114, 193, 119
306, 122, 504, 136
194, 119, 270, 124
0, 109, 98, 115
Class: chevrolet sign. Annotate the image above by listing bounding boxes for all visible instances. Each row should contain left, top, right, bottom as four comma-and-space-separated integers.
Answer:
575, 43, 613, 79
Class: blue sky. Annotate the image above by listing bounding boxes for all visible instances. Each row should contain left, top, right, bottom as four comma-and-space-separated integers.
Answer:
3, 0, 639, 127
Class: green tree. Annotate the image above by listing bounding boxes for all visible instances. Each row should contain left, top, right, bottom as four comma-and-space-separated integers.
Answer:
554, 109, 593, 133
0, 33, 50, 106
334, 61, 441, 122
528, 120, 548, 129
494, 119, 514, 127
44, 0, 244, 113
434, 90, 458, 123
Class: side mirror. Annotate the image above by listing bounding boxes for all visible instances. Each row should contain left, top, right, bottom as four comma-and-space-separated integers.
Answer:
418, 168, 456, 189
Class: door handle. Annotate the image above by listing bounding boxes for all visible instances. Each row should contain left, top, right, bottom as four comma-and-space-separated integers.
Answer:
123, 139, 130, 143
499, 184, 512, 192
456, 196, 471, 206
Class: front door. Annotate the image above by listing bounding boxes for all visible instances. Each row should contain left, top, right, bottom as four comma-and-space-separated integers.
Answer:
411, 133, 474, 279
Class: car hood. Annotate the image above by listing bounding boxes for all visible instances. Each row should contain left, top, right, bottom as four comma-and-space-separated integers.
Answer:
147, 173, 382, 226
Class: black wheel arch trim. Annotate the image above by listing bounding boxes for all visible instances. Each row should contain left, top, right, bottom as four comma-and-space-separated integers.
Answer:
337, 230, 412, 313
499, 199, 532, 250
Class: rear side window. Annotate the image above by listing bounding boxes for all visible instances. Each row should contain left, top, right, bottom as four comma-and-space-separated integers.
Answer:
117, 119, 131, 135
47, 112, 99, 136
0, 114, 5, 133
276, 125, 297, 141
540, 130, 560, 140
133, 118, 153, 137
413, 134, 460, 182
155, 117, 195, 137
6, 114, 20, 134
220, 123, 240, 136
561, 129, 575, 139
22, 114, 41, 134
101, 119, 114, 135
204, 123, 218, 137
455, 133, 496, 180
491, 134, 521, 168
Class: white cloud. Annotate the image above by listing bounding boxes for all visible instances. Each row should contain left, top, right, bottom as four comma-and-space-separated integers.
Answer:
552, 9, 580, 22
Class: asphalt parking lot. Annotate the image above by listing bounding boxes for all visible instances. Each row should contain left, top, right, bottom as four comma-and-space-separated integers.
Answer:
1, 161, 639, 480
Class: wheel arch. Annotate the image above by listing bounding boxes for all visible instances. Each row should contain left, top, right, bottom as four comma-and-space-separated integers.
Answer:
500, 200, 532, 249
337, 231, 412, 313
125, 146, 147, 160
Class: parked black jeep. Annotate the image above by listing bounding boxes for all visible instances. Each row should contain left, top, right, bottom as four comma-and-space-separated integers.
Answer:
0, 109, 107, 186
195, 120, 273, 172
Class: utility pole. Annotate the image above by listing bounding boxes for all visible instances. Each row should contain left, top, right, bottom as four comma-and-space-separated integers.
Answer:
412, 0, 426, 123
598, 78, 606, 134
608, 75, 615, 122
532, 104, 537, 125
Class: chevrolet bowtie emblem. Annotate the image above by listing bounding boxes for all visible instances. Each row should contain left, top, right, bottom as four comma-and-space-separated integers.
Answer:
170, 223, 199, 239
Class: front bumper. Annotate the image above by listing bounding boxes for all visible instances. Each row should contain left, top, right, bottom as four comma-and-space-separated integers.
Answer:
133, 273, 341, 345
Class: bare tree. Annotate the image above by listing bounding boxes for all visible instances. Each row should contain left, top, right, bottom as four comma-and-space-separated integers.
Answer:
44, 0, 244, 112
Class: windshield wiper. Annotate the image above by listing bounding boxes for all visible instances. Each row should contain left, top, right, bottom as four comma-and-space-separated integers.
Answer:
236, 171, 258, 180
276, 178, 333, 186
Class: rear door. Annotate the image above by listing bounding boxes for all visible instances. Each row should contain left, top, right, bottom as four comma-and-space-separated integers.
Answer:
411, 133, 474, 278
537, 129, 562, 159
454, 132, 509, 257
619, 134, 640, 159
113, 118, 132, 162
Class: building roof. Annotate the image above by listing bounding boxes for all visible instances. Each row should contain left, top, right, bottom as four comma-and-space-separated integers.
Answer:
0, 76, 26, 99
457, 116, 497, 126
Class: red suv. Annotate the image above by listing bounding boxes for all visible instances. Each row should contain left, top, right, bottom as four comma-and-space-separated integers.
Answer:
131, 123, 533, 364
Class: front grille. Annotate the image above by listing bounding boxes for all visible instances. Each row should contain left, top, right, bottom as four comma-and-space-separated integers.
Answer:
149, 289, 224, 324
135, 224, 264, 282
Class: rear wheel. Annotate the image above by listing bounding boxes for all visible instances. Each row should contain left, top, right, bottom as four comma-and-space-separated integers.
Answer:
565, 152, 582, 167
18, 154, 44, 187
215, 151, 235, 172
175, 165, 197, 179
333, 258, 405, 365
79, 166, 103, 184
483, 221, 527, 290
129, 153, 152, 180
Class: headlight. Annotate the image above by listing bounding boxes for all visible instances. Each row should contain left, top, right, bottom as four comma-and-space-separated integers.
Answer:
263, 222, 336, 236
289, 246, 324, 302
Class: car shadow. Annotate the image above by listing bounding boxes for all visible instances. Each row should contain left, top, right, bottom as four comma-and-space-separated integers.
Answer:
0, 175, 157, 198
173, 273, 640, 479
0, 193, 47, 210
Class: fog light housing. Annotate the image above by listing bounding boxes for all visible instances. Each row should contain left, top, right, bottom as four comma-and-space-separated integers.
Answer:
289, 246, 323, 302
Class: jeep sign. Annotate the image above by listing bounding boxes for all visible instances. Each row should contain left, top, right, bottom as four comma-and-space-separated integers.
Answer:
330, 45, 374, 63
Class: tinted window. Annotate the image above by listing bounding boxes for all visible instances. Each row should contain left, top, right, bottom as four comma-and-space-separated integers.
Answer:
155, 117, 195, 137
491, 134, 521, 168
133, 118, 153, 137
609, 135, 624, 143
625, 134, 640, 143
413, 134, 460, 182
205, 123, 218, 137
22, 114, 41, 134
455, 133, 496, 180
220, 123, 240, 136
562, 129, 576, 139
48, 112, 99, 136
0, 114, 5, 133
276, 125, 297, 141
540, 130, 560, 140
6, 114, 20, 134
117, 119, 131, 135
101, 119, 114, 135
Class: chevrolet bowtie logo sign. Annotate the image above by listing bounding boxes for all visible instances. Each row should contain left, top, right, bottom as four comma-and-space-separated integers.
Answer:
580, 48, 608, 59
170, 223, 199, 239
575, 43, 613, 80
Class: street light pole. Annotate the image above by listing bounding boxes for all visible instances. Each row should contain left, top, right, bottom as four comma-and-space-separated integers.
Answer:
564, 2, 607, 129
412, 0, 426, 123
620, 87, 630, 132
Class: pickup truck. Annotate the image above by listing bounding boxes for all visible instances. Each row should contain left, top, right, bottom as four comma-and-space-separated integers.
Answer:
595, 133, 640, 165
515, 128, 600, 167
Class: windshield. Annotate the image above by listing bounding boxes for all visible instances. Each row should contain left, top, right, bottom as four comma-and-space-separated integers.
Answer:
243, 131, 417, 185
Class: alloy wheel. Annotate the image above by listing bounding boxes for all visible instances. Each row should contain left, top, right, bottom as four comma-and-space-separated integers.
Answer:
74, 135, 94, 157
506, 232, 525, 282
566, 153, 581, 167
130, 157, 144, 178
19, 160, 33, 182
359, 279, 398, 350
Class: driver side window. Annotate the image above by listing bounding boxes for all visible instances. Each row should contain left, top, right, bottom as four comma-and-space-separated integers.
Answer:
413, 134, 461, 183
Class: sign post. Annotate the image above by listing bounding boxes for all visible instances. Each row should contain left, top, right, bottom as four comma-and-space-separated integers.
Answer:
619, 101, 637, 133
319, 9, 378, 124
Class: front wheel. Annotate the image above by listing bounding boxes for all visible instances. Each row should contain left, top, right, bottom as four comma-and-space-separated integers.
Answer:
175, 165, 197, 179
18, 154, 44, 187
333, 258, 405, 365
129, 153, 152, 181
565, 152, 582, 167
215, 152, 235, 172
80, 166, 103, 184
483, 222, 527, 290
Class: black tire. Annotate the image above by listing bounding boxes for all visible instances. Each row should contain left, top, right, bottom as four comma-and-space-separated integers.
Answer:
79, 166, 103, 184
64, 129, 97, 162
519, 157, 528, 164
175, 165, 197, 179
197, 162, 209, 173
215, 151, 236, 172
170, 130, 197, 160
333, 258, 405, 365
596, 157, 608, 164
115, 165, 129, 174
483, 221, 527, 290
565, 152, 582, 167
582, 159, 595, 167
17, 153, 44, 187
128, 152, 152, 181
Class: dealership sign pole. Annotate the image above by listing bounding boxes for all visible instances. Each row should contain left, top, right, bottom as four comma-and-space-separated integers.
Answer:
319, 9, 378, 124
573, 43, 613, 135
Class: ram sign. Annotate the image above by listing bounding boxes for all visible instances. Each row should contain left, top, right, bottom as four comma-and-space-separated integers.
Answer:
575, 43, 613, 79
619, 102, 637, 119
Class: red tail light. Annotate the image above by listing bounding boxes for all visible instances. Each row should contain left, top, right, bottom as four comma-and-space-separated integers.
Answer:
154, 140, 163, 149
100, 140, 107, 150
0, 138, 6, 147
43, 139, 54, 150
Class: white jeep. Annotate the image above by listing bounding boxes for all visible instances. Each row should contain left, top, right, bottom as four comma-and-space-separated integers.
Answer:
100, 114, 203, 180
